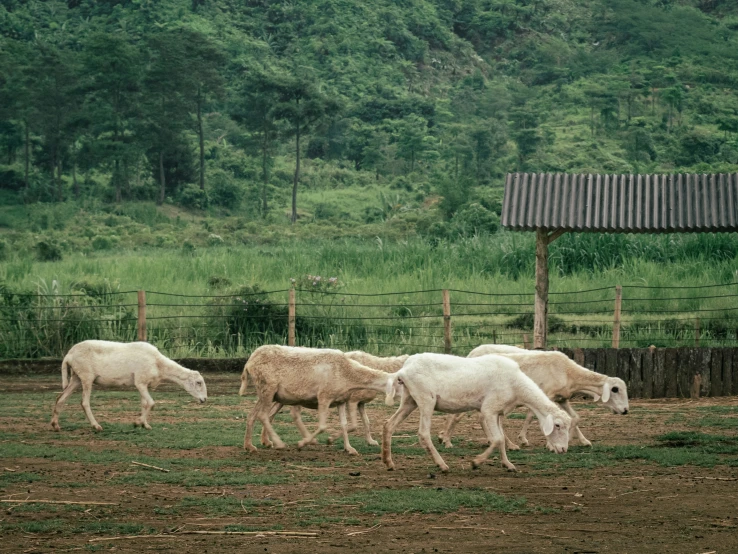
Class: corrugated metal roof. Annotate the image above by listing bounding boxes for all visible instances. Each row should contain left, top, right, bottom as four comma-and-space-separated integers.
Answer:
501, 173, 738, 232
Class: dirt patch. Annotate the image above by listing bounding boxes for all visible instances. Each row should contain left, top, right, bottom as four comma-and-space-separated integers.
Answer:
1, 373, 737, 553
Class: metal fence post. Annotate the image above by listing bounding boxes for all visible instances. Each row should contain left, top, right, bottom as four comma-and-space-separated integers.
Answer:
288, 288, 296, 347
612, 285, 622, 349
442, 289, 452, 354
137, 290, 147, 342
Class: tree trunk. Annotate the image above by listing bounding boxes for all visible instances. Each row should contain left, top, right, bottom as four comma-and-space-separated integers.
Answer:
158, 151, 166, 206
291, 124, 300, 224
114, 159, 122, 203
56, 157, 63, 203
197, 89, 205, 191
24, 120, 29, 199
262, 127, 269, 216
72, 161, 78, 200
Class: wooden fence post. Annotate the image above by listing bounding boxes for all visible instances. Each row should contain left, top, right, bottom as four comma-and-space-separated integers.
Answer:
288, 288, 296, 347
523, 333, 531, 349
442, 289, 452, 354
612, 285, 622, 349
137, 290, 147, 342
695, 317, 700, 347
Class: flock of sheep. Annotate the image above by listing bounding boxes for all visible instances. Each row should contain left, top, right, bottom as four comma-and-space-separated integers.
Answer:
50, 340, 629, 472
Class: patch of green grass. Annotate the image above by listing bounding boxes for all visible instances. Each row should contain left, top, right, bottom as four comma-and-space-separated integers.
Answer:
695, 416, 738, 429
113, 469, 290, 487
0, 471, 43, 485
342, 487, 527, 515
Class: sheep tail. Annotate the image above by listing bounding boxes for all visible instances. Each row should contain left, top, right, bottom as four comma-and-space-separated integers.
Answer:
385, 375, 403, 406
61, 358, 70, 389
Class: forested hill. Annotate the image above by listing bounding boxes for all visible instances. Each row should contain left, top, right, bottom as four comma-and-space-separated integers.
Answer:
1, 0, 738, 241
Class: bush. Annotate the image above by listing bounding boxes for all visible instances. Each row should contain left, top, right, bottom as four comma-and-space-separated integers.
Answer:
209, 169, 243, 208
34, 240, 63, 262
179, 184, 209, 210
91, 235, 119, 251
0, 240, 6, 261
450, 203, 500, 236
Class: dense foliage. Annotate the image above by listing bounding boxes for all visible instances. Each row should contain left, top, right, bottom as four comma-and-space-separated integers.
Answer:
1, 0, 738, 239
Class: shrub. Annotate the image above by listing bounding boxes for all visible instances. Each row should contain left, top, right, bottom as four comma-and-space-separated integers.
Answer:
91, 235, 119, 251
450, 203, 500, 236
179, 184, 209, 210
0, 239, 7, 261
209, 169, 243, 208
34, 240, 63, 262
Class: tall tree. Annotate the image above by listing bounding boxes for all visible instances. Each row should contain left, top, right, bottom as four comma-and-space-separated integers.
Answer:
82, 33, 142, 203
272, 74, 342, 223
232, 69, 281, 216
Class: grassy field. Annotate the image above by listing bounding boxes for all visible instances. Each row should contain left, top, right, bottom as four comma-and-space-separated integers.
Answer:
2, 231, 738, 358
1, 372, 737, 553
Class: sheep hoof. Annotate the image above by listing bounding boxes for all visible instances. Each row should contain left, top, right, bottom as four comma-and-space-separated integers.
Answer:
507, 442, 520, 451
443, 441, 454, 449
505, 464, 518, 472
580, 439, 592, 447
471, 461, 481, 470
325, 437, 335, 445
440, 464, 450, 473
50, 422, 60, 431
93, 425, 103, 432
346, 447, 359, 456
367, 439, 379, 447
143, 423, 152, 431
518, 437, 529, 447
244, 444, 258, 452
385, 464, 395, 471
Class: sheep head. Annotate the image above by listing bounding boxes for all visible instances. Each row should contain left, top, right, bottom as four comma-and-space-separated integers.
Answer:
601, 377, 629, 415
183, 371, 208, 403
540, 410, 571, 454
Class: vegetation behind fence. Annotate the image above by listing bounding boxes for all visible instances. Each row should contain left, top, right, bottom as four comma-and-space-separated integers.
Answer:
2, 279, 738, 360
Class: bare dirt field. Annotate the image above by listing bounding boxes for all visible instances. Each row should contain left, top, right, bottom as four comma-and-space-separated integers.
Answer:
1, 372, 737, 554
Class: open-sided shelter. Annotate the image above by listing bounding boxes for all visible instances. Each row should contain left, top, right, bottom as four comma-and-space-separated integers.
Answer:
501, 172, 738, 348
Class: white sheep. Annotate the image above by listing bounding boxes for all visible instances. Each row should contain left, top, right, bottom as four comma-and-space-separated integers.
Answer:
439, 344, 629, 448
241, 345, 395, 455
50, 340, 207, 432
382, 353, 572, 473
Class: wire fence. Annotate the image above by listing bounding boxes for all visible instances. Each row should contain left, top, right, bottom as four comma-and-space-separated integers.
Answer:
2, 282, 738, 359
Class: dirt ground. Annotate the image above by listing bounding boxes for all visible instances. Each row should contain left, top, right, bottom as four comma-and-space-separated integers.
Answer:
1, 373, 737, 554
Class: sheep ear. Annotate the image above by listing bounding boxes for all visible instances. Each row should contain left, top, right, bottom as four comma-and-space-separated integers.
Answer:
542, 414, 554, 436
602, 382, 611, 403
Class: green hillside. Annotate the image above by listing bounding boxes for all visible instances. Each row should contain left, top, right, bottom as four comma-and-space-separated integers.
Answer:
1, 0, 738, 250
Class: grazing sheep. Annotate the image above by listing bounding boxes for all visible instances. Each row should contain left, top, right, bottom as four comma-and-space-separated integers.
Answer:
241, 345, 395, 455
439, 344, 629, 448
382, 353, 572, 473
50, 340, 207, 432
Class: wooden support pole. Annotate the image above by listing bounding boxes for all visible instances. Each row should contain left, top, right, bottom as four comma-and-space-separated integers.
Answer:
137, 290, 147, 342
534, 228, 564, 350
695, 317, 700, 347
612, 285, 622, 349
523, 333, 531, 349
288, 288, 296, 347
442, 289, 452, 354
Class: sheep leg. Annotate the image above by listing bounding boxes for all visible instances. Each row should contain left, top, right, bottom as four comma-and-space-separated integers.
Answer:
438, 413, 464, 448
134, 383, 156, 430
50, 374, 81, 431
245, 395, 287, 451
337, 403, 358, 455
517, 409, 535, 446
79, 380, 103, 432
382, 394, 417, 471
416, 401, 450, 473
474, 410, 516, 471
502, 414, 520, 450
260, 402, 282, 447
358, 403, 379, 447
328, 401, 360, 445
560, 400, 591, 447
296, 398, 331, 448
289, 406, 319, 445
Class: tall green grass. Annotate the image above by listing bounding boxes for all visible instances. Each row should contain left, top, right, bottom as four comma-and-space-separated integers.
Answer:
1, 232, 738, 357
